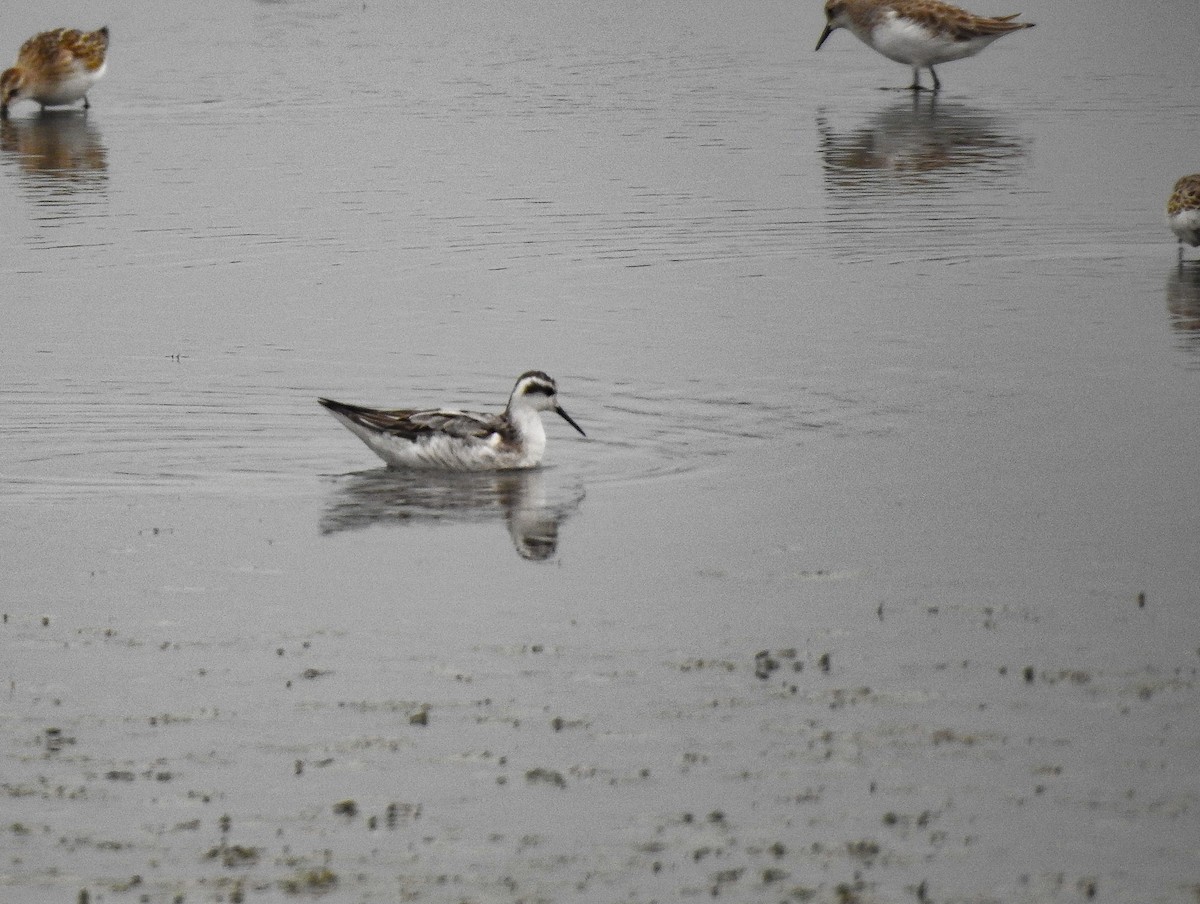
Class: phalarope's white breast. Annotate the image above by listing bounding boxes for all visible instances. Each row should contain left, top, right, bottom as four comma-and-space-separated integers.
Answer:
319, 371, 586, 471
815, 0, 1033, 91
1, 27, 109, 117
1168, 175, 1200, 259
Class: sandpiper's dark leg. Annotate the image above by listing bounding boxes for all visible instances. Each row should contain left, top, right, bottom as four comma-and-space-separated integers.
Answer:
83, 95, 90, 110
909, 66, 923, 91
930, 66, 942, 91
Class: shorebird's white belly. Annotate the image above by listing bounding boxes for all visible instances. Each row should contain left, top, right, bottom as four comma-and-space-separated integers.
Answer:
31, 61, 105, 106
359, 429, 510, 471
870, 15, 992, 67
330, 411, 544, 471
1169, 208, 1200, 247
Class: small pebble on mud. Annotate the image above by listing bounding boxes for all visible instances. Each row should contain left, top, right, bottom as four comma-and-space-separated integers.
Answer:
205, 842, 261, 868
753, 651, 778, 680
281, 867, 337, 895
525, 767, 566, 788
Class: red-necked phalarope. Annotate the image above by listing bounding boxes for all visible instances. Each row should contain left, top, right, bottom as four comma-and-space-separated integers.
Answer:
815, 0, 1033, 91
1, 27, 109, 118
1168, 175, 1200, 259
319, 371, 586, 471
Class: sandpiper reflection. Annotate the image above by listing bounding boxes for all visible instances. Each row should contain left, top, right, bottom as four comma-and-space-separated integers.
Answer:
1166, 263, 1200, 357
1, 109, 106, 174
320, 468, 585, 561
0, 109, 106, 187
817, 94, 1026, 191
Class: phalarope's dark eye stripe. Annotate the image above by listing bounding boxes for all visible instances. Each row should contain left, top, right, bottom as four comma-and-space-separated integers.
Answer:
319, 372, 587, 471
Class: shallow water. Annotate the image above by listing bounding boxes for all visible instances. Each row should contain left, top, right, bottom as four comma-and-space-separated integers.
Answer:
2, 1, 1199, 902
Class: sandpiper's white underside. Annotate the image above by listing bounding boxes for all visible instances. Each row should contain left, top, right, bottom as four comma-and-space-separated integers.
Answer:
1169, 209, 1200, 247
30, 60, 105, 106
866, 14, 1002, 67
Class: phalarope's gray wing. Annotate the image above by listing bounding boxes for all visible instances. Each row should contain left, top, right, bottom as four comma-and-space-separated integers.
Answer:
319, 401, 509, 442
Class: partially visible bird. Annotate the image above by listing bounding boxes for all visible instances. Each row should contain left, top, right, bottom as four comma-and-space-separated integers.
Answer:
1167, 174, 1200, 259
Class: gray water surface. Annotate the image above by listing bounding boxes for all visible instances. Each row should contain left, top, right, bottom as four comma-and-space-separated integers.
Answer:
2, 1, 1198, 902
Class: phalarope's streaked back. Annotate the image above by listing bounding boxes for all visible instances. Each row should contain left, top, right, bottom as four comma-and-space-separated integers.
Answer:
1168, 174, 1200, 258
319, 371, 586, 471
815, 0, 1033, 91
1, 27, 109, 117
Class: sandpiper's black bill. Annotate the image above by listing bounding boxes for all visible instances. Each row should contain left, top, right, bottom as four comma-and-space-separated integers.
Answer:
815, 24, 834, 51
555, 406, 586, 437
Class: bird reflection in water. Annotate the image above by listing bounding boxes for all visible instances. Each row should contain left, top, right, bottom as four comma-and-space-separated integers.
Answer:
0, 109, 106, 188
319, 468, 585, 562
817, 93, 1026, 190
1165, 263, 1200, 358
816, 95, 1027, 259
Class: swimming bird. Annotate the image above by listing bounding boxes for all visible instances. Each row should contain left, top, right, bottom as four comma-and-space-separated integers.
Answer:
1, 27, 109, 117
1167, 174, 1200, 260
319, 371, 586, 471
814, 0, 1033, 91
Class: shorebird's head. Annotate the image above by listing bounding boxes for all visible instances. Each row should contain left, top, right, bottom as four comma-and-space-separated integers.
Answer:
509, 371, 586, 437
0, 68, 26, 115
815, 0, 850, 51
